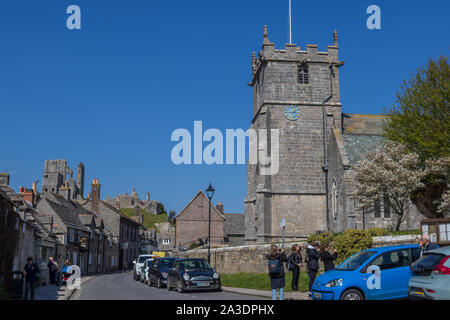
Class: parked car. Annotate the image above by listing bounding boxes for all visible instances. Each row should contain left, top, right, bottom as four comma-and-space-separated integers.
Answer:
311, 244, 420, 300
148, 257, 177, 288
167, 258, 221, 293
141, 258, 156, 284
408, 246, 450, 300
133, 254, 157, 281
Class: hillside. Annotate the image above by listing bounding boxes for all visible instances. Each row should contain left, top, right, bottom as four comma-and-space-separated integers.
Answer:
120, 207, 168, 229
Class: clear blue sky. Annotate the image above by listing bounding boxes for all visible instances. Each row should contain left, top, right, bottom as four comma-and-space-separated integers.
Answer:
0, 0, 448, 214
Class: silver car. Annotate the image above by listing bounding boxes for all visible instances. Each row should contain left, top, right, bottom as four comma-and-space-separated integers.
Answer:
408, 246, 450, 300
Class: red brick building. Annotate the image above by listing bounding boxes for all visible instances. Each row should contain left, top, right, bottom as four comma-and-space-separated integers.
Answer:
175, 191, 225, 248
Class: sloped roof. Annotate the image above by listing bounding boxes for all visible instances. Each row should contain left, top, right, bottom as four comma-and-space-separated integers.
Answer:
224, 213, 245, 236
175, 190, 226, 221
342, 113, 385, 135
342, 134, 385, 164
0, 184, 25, 207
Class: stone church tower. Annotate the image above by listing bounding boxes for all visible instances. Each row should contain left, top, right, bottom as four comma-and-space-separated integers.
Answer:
244, 27, 344, 243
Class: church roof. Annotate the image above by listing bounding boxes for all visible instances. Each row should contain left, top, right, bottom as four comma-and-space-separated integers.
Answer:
342, 134, 384, 164
342, 113, 385, 135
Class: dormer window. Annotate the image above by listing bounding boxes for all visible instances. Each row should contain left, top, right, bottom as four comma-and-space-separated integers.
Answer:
297, 65, 309, 84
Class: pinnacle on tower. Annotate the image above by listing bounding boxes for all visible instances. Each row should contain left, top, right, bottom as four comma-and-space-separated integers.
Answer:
263, 25, 270, 45
333, 30, 338, 47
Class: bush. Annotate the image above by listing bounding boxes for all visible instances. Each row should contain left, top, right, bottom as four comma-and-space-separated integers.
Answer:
306, 232, 335, 246
334, 230, 373, 263
0, 283, 9, 300
367, 228, 390, 237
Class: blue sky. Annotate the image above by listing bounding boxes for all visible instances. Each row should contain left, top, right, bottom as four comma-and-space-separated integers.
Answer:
0, 0, 448, 214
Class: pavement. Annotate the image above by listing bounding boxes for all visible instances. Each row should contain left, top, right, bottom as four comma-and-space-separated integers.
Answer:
222, 286, 311, 300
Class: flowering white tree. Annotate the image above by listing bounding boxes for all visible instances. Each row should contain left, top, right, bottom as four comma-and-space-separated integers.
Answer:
354, 143, 428, 231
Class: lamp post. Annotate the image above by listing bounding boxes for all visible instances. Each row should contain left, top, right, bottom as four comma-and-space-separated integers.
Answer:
206, 183, 215, 264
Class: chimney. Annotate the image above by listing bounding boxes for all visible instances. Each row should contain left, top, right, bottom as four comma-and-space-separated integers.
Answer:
0, 172, 10, 185
216, 202, 224, 215
19, 186, 36, 206
91, 178, 101, 202
59, 182, 71, 201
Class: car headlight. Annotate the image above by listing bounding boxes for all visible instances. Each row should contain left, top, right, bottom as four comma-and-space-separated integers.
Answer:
325, 279, 343, 287
213, 272, 219, 279
183, 273, 189, 281
161, 272, 168, 278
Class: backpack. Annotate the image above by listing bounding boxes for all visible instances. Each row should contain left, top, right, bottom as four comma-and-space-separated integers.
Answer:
286, 259, 293, 271
268, 258, 282, 277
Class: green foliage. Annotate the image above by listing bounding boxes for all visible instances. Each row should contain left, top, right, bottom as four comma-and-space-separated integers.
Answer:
333, 230, 373, 263
221, 272, 315, 293
367, 228, 389, 237
0, 283, 9, 300
120, 208, 168, 229
383, 55, 450, 161
306, 232, 336, 246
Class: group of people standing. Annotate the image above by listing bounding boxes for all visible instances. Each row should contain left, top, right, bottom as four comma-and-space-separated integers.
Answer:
267, 241, 339, 300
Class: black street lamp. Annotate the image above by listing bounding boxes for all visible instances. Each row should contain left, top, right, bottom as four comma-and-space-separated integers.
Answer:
206, 183, 215, 264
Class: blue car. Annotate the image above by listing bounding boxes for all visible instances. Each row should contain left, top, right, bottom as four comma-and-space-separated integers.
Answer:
312, 244, 420, 300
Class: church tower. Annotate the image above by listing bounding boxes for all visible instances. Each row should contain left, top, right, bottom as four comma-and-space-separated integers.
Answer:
244, 27, 344, 243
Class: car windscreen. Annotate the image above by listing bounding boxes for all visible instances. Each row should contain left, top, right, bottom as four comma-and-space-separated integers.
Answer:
336, 251, 376, 271
412, 253, 446, 270
180, 259, 212, 270
138, 256, 152, 263
159, 259, 175, 268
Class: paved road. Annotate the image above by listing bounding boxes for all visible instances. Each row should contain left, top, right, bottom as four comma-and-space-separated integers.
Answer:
78, 272, 264, 300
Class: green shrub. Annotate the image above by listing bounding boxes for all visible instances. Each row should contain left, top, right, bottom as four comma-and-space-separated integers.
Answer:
0, 283, 9, 300
367, 228, 390, 237
334, 230, 373, 263
306, 232, 335, 246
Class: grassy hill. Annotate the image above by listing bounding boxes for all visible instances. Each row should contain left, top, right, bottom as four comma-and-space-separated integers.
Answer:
120, 207, 168, 229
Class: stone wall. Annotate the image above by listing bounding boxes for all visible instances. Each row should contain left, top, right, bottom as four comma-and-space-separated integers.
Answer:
171, 234, 420, 275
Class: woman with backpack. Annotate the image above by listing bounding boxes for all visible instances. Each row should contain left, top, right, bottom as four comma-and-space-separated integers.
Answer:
266, 244, 288, 300
287, 244, 302, 291
320, 244, 338, 272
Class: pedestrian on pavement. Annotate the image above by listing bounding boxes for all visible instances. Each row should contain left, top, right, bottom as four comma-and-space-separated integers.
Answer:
23, 257, 40, 300
306, 241, 320, 295
287, 244, 302, 291
419, 233, 438, 257
266, 244, 288, 300
48, 257, 58, 285
320, 244, 338, 272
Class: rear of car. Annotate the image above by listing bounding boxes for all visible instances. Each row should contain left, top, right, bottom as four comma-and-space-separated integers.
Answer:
133, 254, 156, 281
409, 247, 450, 300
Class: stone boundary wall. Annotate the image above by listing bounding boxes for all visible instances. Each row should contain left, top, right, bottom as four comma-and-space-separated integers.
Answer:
170, 235, 420, 275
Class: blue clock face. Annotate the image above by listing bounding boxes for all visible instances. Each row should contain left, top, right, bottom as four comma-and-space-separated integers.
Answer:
284, 105, 300, 121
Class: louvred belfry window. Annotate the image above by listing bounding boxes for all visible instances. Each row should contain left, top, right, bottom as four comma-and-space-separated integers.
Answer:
298, 65, 309, 84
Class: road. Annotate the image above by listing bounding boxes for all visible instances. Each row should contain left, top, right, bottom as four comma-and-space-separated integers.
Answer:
77, 272, 264, 300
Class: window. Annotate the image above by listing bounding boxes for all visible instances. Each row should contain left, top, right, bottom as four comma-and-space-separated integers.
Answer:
439, 223, 450, 241
297, 65, 309, 84
162, 238, 170, 245
374, 200, 381, 218
331, 179, 338, 220
369, 249, 411, 270
383, 197, 391, 218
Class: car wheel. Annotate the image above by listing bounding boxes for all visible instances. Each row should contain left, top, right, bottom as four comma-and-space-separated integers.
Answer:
157, 277, 163, 289
177, 279, 185, 293
148, 277, 153, 287
133, 272, 136, 281
144, 277, 147, 285
341, 289, 364, 300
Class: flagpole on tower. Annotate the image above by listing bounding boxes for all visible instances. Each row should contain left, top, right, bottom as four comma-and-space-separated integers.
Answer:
289, 0, 292, 44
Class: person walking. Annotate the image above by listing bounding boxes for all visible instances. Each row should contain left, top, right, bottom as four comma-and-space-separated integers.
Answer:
288, 244, 302, 291
419, 233, 438, 257
23, 257, 40, 300
320, 244, 338, 272
266, 244, 288, 300
306, 241, 320, 295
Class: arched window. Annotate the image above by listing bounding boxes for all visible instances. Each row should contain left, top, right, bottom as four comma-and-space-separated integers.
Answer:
331, 179, 338, 219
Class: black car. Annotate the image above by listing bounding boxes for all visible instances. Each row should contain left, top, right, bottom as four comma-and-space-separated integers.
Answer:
167, 258, 221, 293
148, 257, 177, 288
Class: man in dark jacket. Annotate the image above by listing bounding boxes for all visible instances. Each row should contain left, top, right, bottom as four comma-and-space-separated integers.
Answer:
419, 234, 438, 257
288, 244, 302, 291
306, 242, 320, 294
320, 244, 338, 272
23, 257, 40, 300
48, 257, 57, 285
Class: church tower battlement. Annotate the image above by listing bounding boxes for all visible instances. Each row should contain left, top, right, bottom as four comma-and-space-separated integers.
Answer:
244, 26, 345, 244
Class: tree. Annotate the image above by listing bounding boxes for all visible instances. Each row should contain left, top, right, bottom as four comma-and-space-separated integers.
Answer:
383, 55, 450, 161
354, 143, 427, 231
